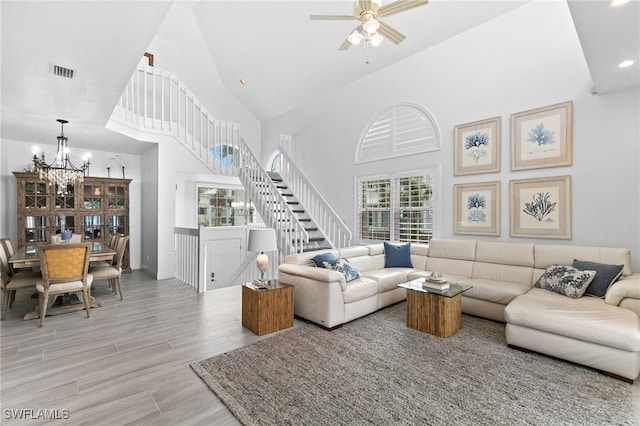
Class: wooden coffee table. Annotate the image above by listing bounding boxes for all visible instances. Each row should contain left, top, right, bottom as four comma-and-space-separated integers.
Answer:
398, 279, 472, 338
242, 280, 293, 336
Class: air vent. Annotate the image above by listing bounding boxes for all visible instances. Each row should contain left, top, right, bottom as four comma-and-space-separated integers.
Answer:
51, 64, 75, 79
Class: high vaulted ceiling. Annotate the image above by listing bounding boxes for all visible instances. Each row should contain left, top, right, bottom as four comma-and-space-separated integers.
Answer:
1, 1, 638, 156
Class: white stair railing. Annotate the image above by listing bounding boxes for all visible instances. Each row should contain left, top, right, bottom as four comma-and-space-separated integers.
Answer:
279, 136, 352, 249
110, 64, 240, 177
109, 64, 308, 259
238, 140, 309, 257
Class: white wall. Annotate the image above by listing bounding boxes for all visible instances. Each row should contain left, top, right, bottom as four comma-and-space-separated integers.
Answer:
0, 138, 143, 270
262, 1, 640, 269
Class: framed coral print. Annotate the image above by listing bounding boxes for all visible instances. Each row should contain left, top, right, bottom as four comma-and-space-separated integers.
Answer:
511, 101, 573, 171
454, 117, 501, 175
454, 181, 500, 236
510, 175, 571, 239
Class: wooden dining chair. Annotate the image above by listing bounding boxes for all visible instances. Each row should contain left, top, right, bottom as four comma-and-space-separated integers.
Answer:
89, 236, 129, 300
36, 243, 93, 327
91, 235, 121, 269
0, 244, 39, 320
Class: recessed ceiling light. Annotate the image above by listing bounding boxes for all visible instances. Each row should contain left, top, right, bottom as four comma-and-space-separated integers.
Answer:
240, 79, 246, 85
619, 60, 635, 68
611, 0, 631, 7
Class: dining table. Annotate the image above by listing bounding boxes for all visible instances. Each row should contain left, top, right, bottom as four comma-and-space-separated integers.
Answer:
9, 242, 117, 320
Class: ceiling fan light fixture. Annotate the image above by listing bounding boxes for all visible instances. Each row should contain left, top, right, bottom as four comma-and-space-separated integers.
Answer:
348, 29, 364, 45
362, 13, 379, 34
370, 32, 384, 47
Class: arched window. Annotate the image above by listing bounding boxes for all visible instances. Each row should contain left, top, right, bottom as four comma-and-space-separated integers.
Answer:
271, 153, 282, 172
355, 103, 440, 164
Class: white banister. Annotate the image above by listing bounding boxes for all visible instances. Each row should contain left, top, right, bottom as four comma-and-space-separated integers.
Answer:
175, 227, 199, 290
111, 65, 241, 177
279, 136, 352, 249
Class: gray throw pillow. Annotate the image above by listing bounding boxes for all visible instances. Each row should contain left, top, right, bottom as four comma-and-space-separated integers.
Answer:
572, 259, 624, 298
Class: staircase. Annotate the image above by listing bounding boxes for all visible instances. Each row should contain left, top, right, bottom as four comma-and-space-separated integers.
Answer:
108, 63, 351, 260
267, 171, 332, 251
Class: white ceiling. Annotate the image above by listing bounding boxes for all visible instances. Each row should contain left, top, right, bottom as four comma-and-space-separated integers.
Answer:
1, 0, 638, 157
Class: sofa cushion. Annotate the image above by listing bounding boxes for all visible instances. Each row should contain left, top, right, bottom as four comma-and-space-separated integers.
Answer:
472, 262, 533, 287
426, 257, 473, 279
384, 242, 412, 268
311, 252, 337, 268
505, 288, 640, 352
428, 239, 476, 261
323, 258, 360, 283
534, 265, 596, 299
475, 241, 534, 267
360, 269, 410, 293
457, 278, 530, 305
572, 259, 624, 298
534, 244, 632, 276
342, 277, 379, 304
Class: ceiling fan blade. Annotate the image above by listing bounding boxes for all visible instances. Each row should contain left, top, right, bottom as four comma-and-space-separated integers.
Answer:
378, 0, 428, 18
377, 21, 406, 44
338, 38, 352, 51
310, 14, 357, 21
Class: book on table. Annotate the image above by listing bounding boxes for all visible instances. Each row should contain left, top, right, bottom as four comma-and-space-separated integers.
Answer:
423, 278, 449, 291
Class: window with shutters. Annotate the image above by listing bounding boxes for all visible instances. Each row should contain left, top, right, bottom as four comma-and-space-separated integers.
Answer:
355, 103, 440, 164
358, 170, 435, 244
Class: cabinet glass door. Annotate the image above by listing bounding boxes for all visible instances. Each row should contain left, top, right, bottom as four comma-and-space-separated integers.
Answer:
54, 215, 76, 235
54, 184, 75, 210
25, 215, 47, 243
83, 215, 103, 241
24, 182, 48, 210
107, 215, 126, 236
107, 185, 126, 209
83, 184, 102, 209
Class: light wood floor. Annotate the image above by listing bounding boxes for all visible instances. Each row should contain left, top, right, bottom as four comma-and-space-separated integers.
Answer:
0, 270, 300, 425
2, 271, 639, 425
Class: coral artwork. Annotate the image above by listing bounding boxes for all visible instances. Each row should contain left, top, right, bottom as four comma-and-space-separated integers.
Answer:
527, 123, 556, 146
467, 193, 487, 223
523, 192, 556, 222
464, 132, 489, 163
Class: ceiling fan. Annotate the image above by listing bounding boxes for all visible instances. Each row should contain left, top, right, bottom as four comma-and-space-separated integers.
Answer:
310, 0, 429, 51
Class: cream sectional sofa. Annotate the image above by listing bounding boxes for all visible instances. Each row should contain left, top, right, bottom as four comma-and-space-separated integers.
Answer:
278, 239, 640, 382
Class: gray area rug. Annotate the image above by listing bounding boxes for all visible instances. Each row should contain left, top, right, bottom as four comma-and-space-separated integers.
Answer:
191, 302, 633, 425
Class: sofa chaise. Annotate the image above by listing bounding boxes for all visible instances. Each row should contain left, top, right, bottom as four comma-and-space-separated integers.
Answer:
278, 239, 640, 382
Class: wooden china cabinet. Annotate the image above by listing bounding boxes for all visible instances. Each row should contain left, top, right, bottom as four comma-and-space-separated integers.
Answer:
13, 172, 132, 272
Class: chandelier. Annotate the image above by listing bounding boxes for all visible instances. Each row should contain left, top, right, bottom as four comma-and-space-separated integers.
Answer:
31, 119, 90, 190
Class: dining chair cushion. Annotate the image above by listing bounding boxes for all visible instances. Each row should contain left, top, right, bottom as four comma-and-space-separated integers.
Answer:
36, 275, 93, 293
88, 266, 119, 279
6, 273, 40, 290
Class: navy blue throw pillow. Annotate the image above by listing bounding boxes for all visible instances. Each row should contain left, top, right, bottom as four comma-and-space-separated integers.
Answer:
311, 252, 337, 268
384, 242, 412, 268
572, 259, 624, 298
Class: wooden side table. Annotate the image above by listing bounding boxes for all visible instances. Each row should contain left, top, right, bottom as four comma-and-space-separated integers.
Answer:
398, 280, 472, 338
242, 281, 294, 336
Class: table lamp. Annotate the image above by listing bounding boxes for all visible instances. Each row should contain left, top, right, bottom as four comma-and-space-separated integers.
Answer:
247, 228, 278, 282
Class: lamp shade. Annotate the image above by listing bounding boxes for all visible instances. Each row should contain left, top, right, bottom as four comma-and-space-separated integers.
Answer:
248, 228, 278, 252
